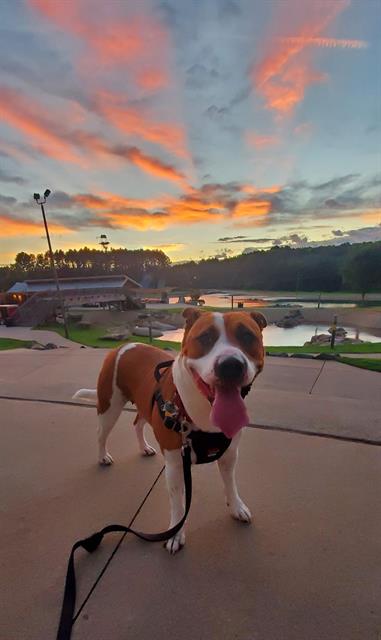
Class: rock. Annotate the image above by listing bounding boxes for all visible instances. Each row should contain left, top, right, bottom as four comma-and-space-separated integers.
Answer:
77, 321, 92, 329
150, 321, 177, 331
133, 326, 163, 338
31, 343, 46, 350
307, 334, 331, 345
266, 351, 289, 357
100, 331, 131, 341
328, 326, 347, 336
290, 353, 314, 359
276, 309, 304, 328
315, 353, 339, 361
44, 342, 58, 349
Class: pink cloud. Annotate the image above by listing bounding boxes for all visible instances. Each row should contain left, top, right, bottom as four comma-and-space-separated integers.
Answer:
252, 0, 356, 116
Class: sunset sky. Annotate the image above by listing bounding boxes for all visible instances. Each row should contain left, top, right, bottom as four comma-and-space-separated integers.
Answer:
0, 0, 380, 264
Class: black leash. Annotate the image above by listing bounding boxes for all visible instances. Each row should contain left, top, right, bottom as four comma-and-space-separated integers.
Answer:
56, 445, 192, 640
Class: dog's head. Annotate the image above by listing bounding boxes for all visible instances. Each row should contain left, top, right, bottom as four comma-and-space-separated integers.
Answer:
180, 309, 266, 438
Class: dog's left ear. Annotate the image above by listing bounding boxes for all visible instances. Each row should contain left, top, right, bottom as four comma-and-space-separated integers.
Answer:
183, 307, 202, 329
250, 311, 267, 331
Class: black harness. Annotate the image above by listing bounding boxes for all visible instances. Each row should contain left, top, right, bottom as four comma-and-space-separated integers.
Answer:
152, 359, 232, 464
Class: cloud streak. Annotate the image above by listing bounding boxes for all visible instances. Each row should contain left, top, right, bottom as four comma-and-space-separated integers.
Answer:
252, 0, 361, 116
0, 86, 186, 185
280, 36, 368, 50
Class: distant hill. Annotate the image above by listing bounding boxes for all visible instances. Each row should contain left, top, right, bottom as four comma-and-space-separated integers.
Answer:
165, 241, 381, 293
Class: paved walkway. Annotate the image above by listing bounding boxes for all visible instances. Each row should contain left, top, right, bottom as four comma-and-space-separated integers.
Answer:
0, 325, 82, 348
1, 349, 380, 639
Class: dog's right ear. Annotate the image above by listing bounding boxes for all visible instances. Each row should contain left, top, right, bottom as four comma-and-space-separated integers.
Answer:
183, 307, 202, 330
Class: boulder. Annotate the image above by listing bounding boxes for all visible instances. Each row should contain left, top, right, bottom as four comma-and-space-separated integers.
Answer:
306, 333, 331, 345
100, 331, 131, 341
45, 342, 58, 349
77, 320, 92, 329
276, 309, 304, 328
328, 326, 347, 336
150, 321, 177, 331
133, 326, 163, 338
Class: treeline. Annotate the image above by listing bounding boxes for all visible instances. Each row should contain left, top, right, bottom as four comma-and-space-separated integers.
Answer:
0, 247, 170, 291
1, 241, 380, 295
166, 241, 381, 295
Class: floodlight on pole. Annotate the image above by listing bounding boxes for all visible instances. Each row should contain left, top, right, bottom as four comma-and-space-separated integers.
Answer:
33, 189, 69, 339
97, 233, 110, 251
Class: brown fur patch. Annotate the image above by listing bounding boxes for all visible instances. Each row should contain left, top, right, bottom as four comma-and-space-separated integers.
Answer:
224, 312, 265, 371
182, 312, 219, 358
97, 349, 118, 415
115, 344, 182, 452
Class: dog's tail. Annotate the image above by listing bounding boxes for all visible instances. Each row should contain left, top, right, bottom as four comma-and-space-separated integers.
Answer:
72, 388, 97, 403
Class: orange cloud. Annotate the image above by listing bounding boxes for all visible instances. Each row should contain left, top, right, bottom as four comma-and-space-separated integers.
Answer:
233, 200, 271, 218
253, 0, 352, 116
0, 87, 84, 165
96, 91, 189, 160
75, 193, 163, 212
241, 184, 281, 195
115, 146, 186, 186
361, 209, 381, 223
29, 0, 171, 87
0, 213, 70, 237
0, 85, 186, 185
246, 132, 280, 149
105, 211, 169, 231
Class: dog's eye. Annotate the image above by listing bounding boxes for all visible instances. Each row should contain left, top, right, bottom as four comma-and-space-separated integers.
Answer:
237, 326, 256, 347
197, 330, 217, 348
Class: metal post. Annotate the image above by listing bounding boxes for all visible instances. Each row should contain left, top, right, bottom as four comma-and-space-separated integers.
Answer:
40, 202, 69, 339
330, 314, 337, 350
148, 314, 153, 343
231, 294, 234, 310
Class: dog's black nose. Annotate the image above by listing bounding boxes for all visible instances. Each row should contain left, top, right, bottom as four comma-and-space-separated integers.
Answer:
214, 356, 246, 383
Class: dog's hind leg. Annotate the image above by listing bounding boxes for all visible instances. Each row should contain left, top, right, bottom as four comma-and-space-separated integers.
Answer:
97, 390, 125, 465
218, 432, 252, 523
134, 416, 156, 457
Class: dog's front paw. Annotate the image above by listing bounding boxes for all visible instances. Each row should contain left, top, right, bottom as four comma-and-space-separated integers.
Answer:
141, 444, 156, 457
165, 530, 185, 554
99, 452, 114, 466
229, 498, 252, 523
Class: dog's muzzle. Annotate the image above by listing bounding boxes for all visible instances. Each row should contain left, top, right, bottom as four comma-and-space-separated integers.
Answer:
214, 355, 247, 385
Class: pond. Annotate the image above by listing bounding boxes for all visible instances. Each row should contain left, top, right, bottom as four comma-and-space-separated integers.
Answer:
158, 324, 381, 347
169, 292, 357, 309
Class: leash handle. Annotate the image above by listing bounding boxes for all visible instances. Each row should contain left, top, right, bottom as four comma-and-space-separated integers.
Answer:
56, 446, 192, 640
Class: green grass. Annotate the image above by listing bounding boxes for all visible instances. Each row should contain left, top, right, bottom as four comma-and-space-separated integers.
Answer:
42, 323, 181, 350
266, 342, 381, 354
0, 337, 32, 350
339, 357, 381, 373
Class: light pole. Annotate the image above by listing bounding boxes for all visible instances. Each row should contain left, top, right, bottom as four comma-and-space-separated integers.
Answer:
33, 189, 69, 339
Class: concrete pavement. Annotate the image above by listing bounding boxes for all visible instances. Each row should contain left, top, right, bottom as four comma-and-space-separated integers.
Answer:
0, 348, 380, 442
0, 325, 82, 348
1, 347, 381, 639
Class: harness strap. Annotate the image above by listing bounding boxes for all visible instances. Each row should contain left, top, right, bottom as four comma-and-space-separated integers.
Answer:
56, 445, 192, 640
154, 359, 174, 382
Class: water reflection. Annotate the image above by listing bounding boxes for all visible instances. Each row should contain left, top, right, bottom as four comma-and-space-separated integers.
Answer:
159, 323, 380, 346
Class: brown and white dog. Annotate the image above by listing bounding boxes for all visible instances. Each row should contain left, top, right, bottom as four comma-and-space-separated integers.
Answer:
74, 309, 266, 553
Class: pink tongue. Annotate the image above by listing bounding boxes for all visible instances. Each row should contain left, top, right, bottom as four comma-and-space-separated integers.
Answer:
210, 386, 249, 438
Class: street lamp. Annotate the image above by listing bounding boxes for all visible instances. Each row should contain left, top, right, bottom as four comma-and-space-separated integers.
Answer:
97, 234, 110, 251
33, 189, 69, 339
